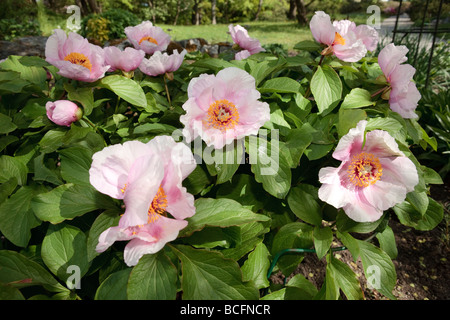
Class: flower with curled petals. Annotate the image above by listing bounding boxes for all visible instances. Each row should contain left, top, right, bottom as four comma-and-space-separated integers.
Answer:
45, 29, 109, 82
228, 24, 265, 60
377, 43, 420, 119
180, 67, 270, 149
309, 11, 378, 62
90, 136, 196, 266
318, 120, 418, 223
139, 49, 187, 77
104, 46, 145, 73
125, 21, 171, 55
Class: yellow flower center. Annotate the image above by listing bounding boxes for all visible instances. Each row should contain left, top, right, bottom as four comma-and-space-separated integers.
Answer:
147, 186, 168, 224
205, 99, 239, 131
347, 152, 383, 188
139, 36, 158, 45
63, 52, 92, 71
333, 32, 346, 46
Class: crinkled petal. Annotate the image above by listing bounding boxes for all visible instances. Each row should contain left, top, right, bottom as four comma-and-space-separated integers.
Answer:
378, 43, 409, 78
310, 11, 335, 45
364, 129, 405, 158
353, 24, 379, 51
332, 120, 367, 161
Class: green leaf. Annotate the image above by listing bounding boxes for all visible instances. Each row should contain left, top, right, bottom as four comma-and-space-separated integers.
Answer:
0, 186, 43, 247
358, 240, 397, 299
336, 231, 359, 261
376, 226, 398, 259
287, 185, 323, 226
293, 40, 322, 51
259, 77, 301, 94
31, 183, 116, 224
0, 284, 25, 300
250, 58, 286, 86
99, 75, 147, 108
64, 84, 94, 116
338, 108, 367, 138
270, 222, 314, 276
171, 244, 259, 300
210, 140, 244, 184
39, 129, 66, 154
310, 65, 342, 114
327, 255, 364, 300
0, 155, 28, 186
313, 226, 333, 259
59, 146, 93, 186
86, 209, 121, 262
95, 269, 131, 300
127, 252, 178, 300
180, 198, 269, 237
393, 197, 443, 231
41, 223, 89, 283
241, 243, 270, 289
285, 274, 318, 300
283, 126, 313, 168
0, 250, 67, 293
246, 135, 292, 199
0, 113, 17, 134
341, 88, 375, 109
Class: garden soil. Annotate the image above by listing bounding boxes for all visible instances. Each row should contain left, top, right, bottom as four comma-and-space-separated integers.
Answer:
270, 176, 450, 300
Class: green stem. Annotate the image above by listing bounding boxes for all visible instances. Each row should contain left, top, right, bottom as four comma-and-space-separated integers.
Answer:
163, 75, 172, 110
371, 86, 390, 98
114, 96, 121, 114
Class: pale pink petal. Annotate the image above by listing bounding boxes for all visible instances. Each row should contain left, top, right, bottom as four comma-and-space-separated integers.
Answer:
120, 155, 165, 227
378, 43, 409, 78
363, 180, 407, 211
89, 141, 153, 199
123, 217, 188, 266
379, 156, 419, 193
310, 11, 335, 46
332, 20, 356, 37
389, 81, 420, 119
318, 166, 353, 208
332, 120, 367, 161
364, 129, 405, 158
389, 64, 416, 91
342, 194, 383, 222
353, 24, 379, 51
333, 36, 367, 62
235, 50, 251, 60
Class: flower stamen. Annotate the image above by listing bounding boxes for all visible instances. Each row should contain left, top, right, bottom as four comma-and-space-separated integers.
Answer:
139, 36, 158, 45
63, 52, 92, 71
205, 99, 239, 131
147, 186, 168, 223
333, 32, 346, 46
347, 152, 383, 188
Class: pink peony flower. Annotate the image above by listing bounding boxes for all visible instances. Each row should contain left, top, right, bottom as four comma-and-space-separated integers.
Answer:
90, 136, 196, 266
104, 46, 145, 72
139, 49, 187, 77
318, 120, 418, 222
45, 100, 82, 127
309, 11, 378, 62
179, 67, 270, 149
228, 24, 265, 59
235, 50, 251, 61
125, 21, 171, 55
45, 29, 109, 82
377, 43, 420, 119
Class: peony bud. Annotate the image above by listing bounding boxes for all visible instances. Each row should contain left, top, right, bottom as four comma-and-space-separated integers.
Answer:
46, 100, 82, 127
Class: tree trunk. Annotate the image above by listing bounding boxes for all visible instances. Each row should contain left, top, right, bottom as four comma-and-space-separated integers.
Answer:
224, 0, 229, 23
254, 0, 263, 21
211, 0, 217, 24
86, 0, 100, 14
192, 0, 200, 25
288, 0, 296, 20
148, 0, 156, 24
294, 0, 308, 26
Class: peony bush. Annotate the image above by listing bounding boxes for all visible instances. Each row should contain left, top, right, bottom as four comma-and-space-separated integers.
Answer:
0, 14, 444, 300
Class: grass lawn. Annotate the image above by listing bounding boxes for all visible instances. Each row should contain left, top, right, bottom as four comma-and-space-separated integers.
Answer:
159, 21, 313, 52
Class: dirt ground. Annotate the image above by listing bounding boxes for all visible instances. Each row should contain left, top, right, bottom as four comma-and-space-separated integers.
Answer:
270, 177, 450, 300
